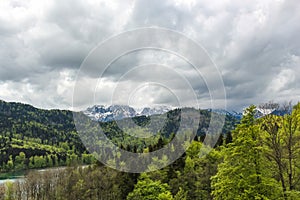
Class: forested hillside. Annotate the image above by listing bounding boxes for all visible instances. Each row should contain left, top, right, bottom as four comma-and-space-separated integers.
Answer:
0, 100, 93, 172
0, 100, 237, 173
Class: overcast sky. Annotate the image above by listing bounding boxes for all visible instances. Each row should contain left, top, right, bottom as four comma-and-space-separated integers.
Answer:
0, 0, 299, 111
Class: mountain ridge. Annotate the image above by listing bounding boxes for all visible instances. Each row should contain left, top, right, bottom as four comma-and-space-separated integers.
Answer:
83, 104, 173, 122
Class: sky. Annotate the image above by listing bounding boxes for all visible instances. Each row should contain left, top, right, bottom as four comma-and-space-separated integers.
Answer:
0, 0, 299, 111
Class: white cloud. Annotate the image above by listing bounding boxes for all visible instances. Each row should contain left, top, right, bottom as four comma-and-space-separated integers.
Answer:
268, 69, 294, 92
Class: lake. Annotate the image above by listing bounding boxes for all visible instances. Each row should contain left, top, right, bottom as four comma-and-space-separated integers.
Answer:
0, 177, 24, 185
0, 165, 88, 185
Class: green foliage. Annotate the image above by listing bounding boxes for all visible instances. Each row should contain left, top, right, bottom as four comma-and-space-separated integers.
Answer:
127, 173, 173, 200
285, 190, 300, 199
4, 181, 14, 200
212, 105, 283, 200
0, 100, 89, 172
174, 187, 187, 200
177, 141, 222, 199
260, 102, 300, 198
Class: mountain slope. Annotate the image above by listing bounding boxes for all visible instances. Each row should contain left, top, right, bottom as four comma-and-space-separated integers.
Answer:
0, 100, 238, 173
0, 100, 90, 172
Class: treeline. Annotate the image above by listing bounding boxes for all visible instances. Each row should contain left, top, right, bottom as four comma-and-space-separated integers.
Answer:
1, 152, 96, 172
0, 165, 138, 200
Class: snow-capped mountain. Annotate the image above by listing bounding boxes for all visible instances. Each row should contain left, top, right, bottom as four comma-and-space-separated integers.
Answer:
140, 105, 172, 116
208, 109, 243, 120
83, 105, 172, 122
83, 104, 292, 122
209, 106, 291, 120
255, 107, 291, 118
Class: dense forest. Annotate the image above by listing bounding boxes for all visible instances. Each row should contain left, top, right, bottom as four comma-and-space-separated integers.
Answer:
1, 100, 300, 199
0, 100, 236, 173
0, 100, 95, 173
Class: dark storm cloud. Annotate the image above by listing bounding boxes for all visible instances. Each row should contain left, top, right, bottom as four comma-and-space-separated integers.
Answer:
0, 0, 299, 110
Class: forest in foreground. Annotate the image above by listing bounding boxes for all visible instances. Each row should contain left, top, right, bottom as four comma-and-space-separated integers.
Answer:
1, 100, 300, 199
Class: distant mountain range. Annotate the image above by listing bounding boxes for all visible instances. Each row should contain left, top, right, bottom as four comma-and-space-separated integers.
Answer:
83, 105, 172, 122
207, 109, 243, 120
83, 105, 292, 122
210, 107, 292, 120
